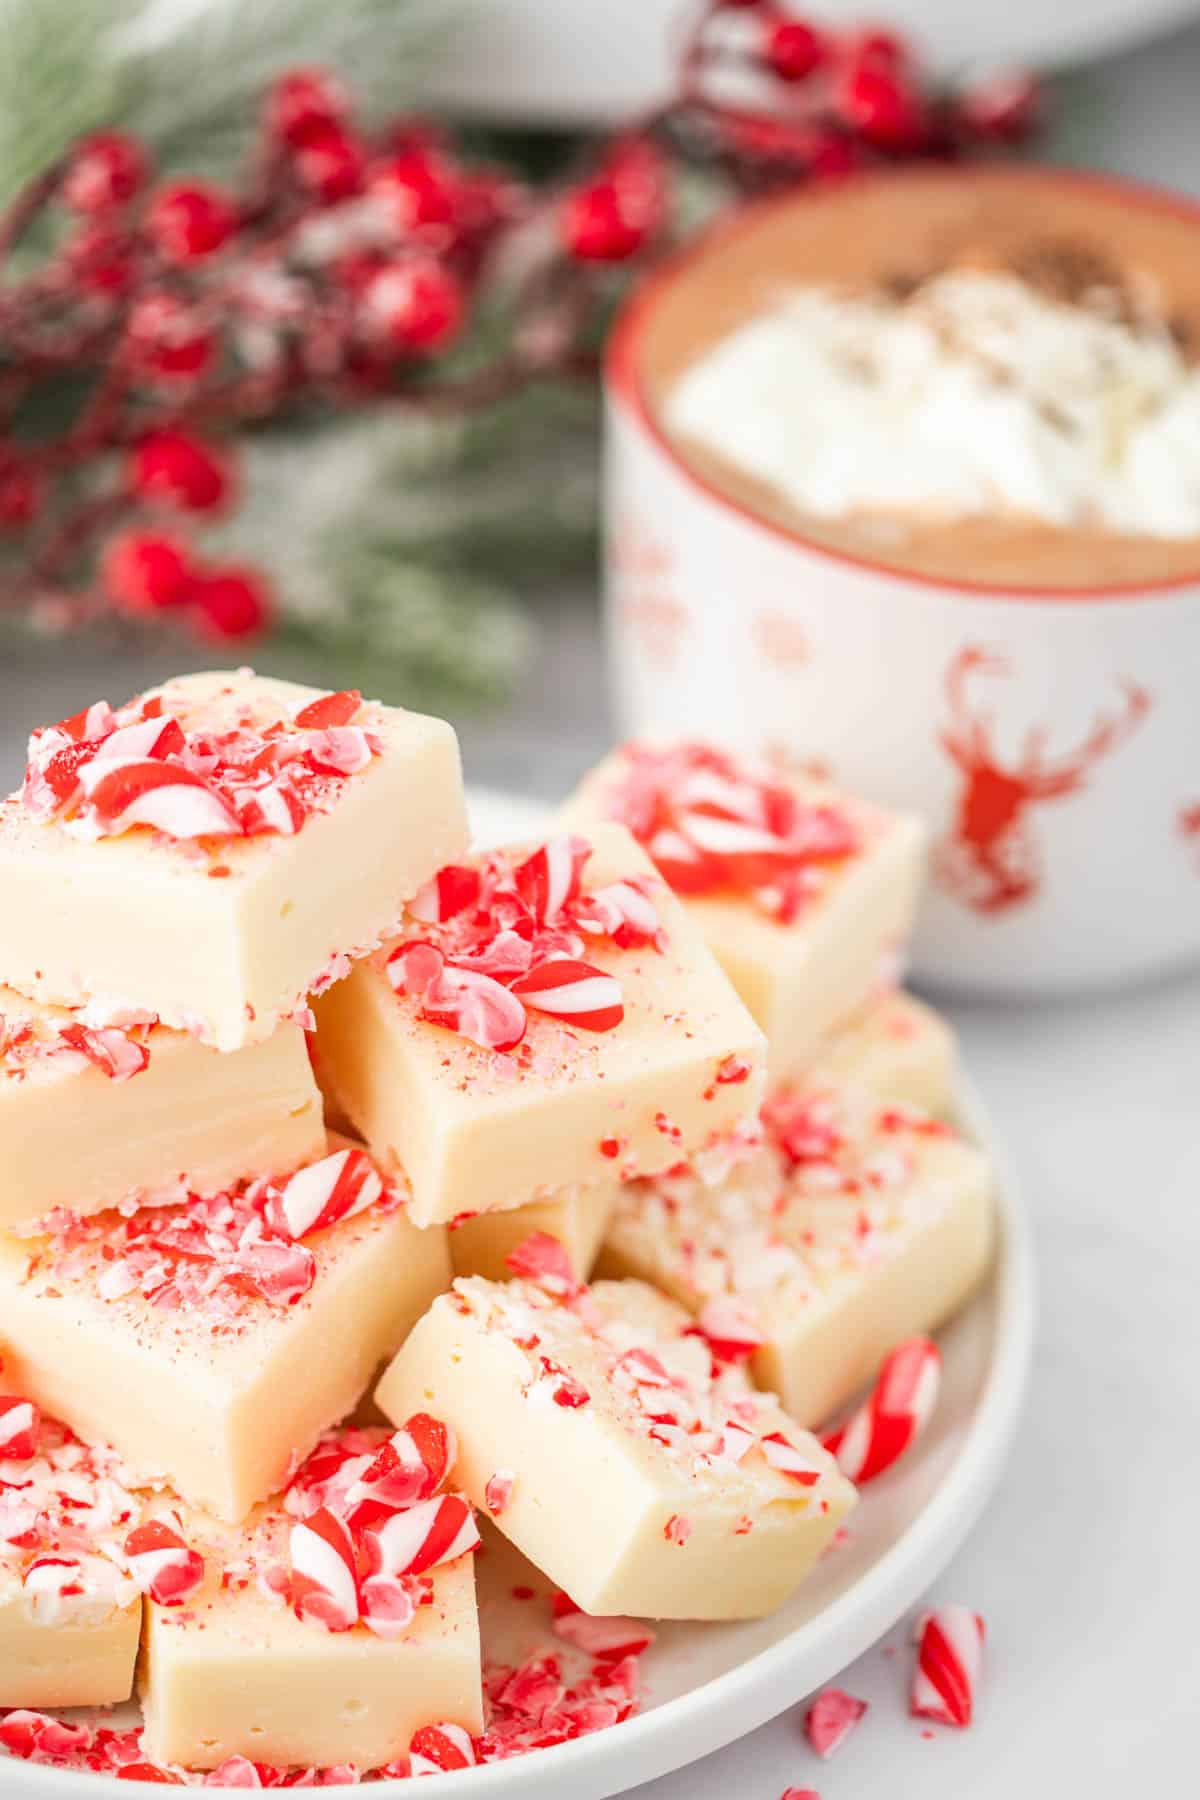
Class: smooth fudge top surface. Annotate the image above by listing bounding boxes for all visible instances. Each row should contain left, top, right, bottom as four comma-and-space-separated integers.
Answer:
439, 1268, 846, 1512
2, 1138, 408, 1354
563, 740, 908, 931
7, 669, 440, 867
373, 822, 764, 1103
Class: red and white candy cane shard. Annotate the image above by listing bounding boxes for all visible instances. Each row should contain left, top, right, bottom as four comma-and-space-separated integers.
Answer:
289, 1506, 360, 1632
409, 863, 482, 924
504, 1230, 578, 1297
390, 942, 528, 1053
58, 1023, 150, 1083
361, 1493, 479, 1580
911, 1606, 985, 1727
552, 1608, 655, 1660
695, 1297, 765, 1364
294, 688, 363, 731
0, 1710, 93, 1758
514, 836, 591, 925
304, 725, 375, 775
574, 879, 661, 949
124, 1519, 205, 1607
264, 1147, 383, 1242
84, 760, 242, 838
510, 958, 624, 1033
0, 1395, 40, 1463
347, 1412, 455, 1513
824, 1337, 942, 1485
88, 715, 185, 767
759, 1431, 822, 1488
484, 1469, 514, 1516
718, 1418, 757, 1464
359, 1571, 417, 1640
409, 1722, 476, 1775
803, 1687, 867, 1759
202, 1757, 263, 1788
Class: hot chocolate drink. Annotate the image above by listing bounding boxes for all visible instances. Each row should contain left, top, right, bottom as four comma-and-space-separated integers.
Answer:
642, 170, 1200, 588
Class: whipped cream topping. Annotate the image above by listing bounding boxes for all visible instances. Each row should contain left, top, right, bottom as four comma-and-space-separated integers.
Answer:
668, 269, 1200, 537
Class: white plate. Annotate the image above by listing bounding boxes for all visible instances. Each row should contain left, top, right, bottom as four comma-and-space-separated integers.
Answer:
10, 788, 1035, 1800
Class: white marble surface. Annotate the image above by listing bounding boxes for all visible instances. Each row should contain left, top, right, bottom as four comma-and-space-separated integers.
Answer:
628, 967, 1200, 1800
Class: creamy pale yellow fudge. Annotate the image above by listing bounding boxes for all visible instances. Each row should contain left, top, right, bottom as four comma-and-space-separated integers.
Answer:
0, 1138, 450, 1520
449, 1185, 615, 1283
140, 1425, 482, 1771
0, 671, 468, 1050
314, 825, 766, 1228
809, 991, 958, 1117
599, 1089, 993, 1427
0, 987, 323, 1232
561, 743, 927, 1079
0, 1411, 143, 1708
377, 1274, 854, 1619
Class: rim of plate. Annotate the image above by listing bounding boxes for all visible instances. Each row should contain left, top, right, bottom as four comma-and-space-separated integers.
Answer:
16, 1070, 1035, 1800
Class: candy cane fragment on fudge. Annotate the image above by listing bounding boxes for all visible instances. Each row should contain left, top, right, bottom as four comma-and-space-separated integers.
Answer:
123, 1519, 205, 1607
409, 1721, 477, 1774
911, 1605, 986, 1726
824, 1337, 942, 1483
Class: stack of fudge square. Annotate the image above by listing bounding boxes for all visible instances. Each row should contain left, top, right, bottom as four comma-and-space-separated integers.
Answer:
0, 673, 994, 1781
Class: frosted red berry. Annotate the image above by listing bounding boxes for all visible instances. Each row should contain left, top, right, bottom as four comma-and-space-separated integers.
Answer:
101, 530, 192, 613
0, 455, 42, 529
838, 61, 925, 149
362, 258, 465, 353
764, 18, 826, 83
146, 181, 236, 261
127, 292, 216, 383
129, 431, 232, 513
266, 68, 348, 147
62, 131, 148, 213
561, 181, 643, 262
192, 566, 272, 640
293, 122, 367, 203
67, 226, 136, 296
368, 150, 460, 235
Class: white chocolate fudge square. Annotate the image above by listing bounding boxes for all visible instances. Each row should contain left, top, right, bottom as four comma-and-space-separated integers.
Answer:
140, 1429, 482, 1771
0, 671, 467, 1050
809, 991, 958, 1117
0, 1138, 450, 1520
377, 1276, 854, 1620
561, 743, 927, 1079
599, 1090, 993, 1427
0, 988, 323, 1231
314, 824, 766, 1228
0, 1413, 142, 1708
449, 1186, 615, 1283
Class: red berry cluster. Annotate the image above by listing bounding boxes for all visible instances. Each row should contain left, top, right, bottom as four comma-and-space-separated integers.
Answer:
684, 2, 1039, 180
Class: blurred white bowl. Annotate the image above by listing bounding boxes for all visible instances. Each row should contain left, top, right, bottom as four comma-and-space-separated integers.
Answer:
426, 0, 1200, 124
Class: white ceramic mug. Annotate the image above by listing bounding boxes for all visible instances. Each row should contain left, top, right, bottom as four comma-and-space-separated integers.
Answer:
602, 178, 1200, 995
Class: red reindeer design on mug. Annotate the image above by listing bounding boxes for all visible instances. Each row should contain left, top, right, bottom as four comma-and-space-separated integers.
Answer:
936, 647, 1151, 916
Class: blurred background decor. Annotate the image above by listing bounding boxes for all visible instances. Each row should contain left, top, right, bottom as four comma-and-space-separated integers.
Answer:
0, 0, 1046, 710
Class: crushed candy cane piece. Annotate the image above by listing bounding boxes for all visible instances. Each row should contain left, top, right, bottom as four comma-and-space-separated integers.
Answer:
289, 1507, 360, 1632
484, 1470, 515, 1516
260, 1146, 383, 1242
408, 1722, 476, 1775
0, 1395, 39, 1462
124, 1518, 205, 1607
804, 1687, 867, 1759
911, 1605, 985, 1727
824, 1337, 941, 1484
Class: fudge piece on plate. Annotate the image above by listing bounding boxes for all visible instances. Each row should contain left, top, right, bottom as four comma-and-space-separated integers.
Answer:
377, 1271, 854, 1619
314, 824, 765, 1228
599, 1088, 993, 1426
0, 988, 323, 1231
0, 1138, 450, 1520
449, 1185, 614, 1283
561, 742, 926, 1079
808, 990, 957, 1117
140, 1424, 482, 1772
0, 1408, 143, 1708
0, 671, 467, 1050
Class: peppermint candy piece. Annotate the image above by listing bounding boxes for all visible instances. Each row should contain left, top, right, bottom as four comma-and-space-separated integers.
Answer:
803, 1686, 867, 1759
304, 725, 374, 776
759, 1431, 822, 1488
911, 1605, 985, 1727
293, 688, 363, 731
504, 1231, 578, 1298
573, 879, 661, 949
824, 1337, 942, 1484
514, 836, 591, 926
289, 1506, 360, 1632
202, 1757, 264, 1787
22, 1553, 128, 1625
551, 1603, 654, 1660
409, 1722, 476, 1775
0, 1710, 93, 1759
359, 1571, 417, 1640
262, 1147, 383, 1242
88, 715, 186, 768
409, 864, 482, 924
483, 1470, 514, 1516
694, 1297, 765, 1364
58, 1023, 150, 1083
389, 942, 527, 1053
510, 958, 623, 1033
346, 1413, 455, 1515
124, 1519, 205, 1607
360, 1493, 479, 1580
83, 760, 242, 839
0, 1395, 39, 1463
